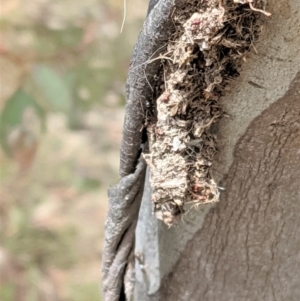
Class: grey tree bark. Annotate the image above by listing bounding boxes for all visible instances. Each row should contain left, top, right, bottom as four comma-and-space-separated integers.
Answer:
134, 0, 300, 300
103, 0, 300, 300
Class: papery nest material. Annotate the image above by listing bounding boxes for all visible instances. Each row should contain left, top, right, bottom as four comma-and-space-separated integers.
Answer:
143, 0, 270, 227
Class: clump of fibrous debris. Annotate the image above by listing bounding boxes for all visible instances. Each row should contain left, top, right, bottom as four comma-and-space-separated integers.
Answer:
143, 0, 270, 226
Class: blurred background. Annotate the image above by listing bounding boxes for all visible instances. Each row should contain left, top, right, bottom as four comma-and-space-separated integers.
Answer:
0, 0, 147, 300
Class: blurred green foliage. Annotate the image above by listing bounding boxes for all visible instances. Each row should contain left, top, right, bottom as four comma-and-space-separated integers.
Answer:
71, 283, 102, 301
0, 90, 44, 154
0, 0, 146, 155
0, 283, 14, 301
6, 221, 77, 270
0, 0, 146, 300
32, 65, 72, 112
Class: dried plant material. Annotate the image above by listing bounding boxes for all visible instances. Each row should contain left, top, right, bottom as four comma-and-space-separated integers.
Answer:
143, 0, 270, 227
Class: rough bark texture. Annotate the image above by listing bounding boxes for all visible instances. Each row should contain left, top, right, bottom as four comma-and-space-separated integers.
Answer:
134, 0, 300, 300
103, 159, 146, 301
102, 1, 175, 300
120, 0, 176, 177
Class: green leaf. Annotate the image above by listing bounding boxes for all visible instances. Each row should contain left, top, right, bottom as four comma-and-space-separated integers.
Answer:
0, 90, 44, 154
32, 65, 72, 112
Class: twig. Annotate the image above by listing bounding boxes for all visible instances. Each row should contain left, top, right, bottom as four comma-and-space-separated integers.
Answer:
120, 0, 127, 33
249, 2, 271, 16
131, 54, 174, 72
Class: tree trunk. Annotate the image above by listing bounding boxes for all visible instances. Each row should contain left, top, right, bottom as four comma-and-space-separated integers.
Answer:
134, 0, 300, 300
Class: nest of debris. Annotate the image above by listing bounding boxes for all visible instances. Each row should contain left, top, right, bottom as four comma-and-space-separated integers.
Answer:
143, 0, 270, 227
